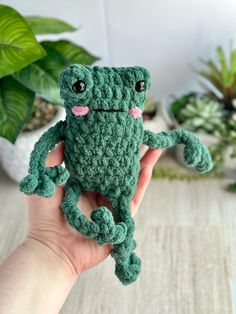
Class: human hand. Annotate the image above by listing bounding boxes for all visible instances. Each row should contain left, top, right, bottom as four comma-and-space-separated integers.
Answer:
25, 143, 162, 279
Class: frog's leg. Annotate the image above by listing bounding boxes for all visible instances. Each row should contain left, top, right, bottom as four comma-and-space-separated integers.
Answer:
109, 195, 141, 285
143, 129, 213, 172
62, 177, 127, 243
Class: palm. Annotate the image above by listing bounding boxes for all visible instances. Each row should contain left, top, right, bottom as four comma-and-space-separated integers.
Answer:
26, 143, 161, 275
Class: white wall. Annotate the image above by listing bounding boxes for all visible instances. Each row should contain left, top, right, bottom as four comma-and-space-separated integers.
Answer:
2, 0, 236, 99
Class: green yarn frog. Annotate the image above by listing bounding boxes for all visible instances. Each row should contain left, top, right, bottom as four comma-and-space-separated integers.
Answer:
19, 65, 213, 285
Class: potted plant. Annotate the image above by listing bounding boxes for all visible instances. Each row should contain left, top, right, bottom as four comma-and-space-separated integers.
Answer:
0, 5, 98, 182
143, 96, 169, 131
162, 43, 236, 185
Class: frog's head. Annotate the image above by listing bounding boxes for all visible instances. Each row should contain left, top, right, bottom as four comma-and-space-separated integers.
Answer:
59, 64, 151, 119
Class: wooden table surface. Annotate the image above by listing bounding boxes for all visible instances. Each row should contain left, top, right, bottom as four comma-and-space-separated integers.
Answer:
0, 157, 236, 314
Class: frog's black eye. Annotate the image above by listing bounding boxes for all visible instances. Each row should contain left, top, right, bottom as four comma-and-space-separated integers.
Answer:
72, 80, 86, 93
135, 80, 146, 92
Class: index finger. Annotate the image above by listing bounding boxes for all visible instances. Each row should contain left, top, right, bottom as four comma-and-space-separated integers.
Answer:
131, 148, 162, 216
45, 142, 65, 167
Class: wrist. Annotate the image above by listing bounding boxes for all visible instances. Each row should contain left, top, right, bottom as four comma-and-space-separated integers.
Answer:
25, 236, 80, 281
0, 238, 79, 314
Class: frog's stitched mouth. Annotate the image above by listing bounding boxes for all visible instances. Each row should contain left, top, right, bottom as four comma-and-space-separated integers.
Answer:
92, 109, 124, 113
71, 105, 142, 119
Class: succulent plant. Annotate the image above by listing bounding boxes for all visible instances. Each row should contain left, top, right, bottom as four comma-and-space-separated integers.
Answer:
170, 92, 197, 115
210, 112, 236, 182
177, 96, 226, 133
198, 43, 236, 111
167, 42, 236, 190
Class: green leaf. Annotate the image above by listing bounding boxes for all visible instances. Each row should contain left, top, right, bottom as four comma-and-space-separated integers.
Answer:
198, 81, 221, 100
12, 63, 62, 105
40, 40, 99, 73
200, 58, 221, 79
25, 16, 76, 35
12, 40, 99, 106
36, 41, 71, 80
216, 46, 229, 85
49, 40, 99, 64
171, 92, 196, 115
232, 75, 236, 94
229, 46, 236, 85
199, 70, 223, 92
0, 76, 34, 143
199, 58, 224, 91
0, 5, 46, 78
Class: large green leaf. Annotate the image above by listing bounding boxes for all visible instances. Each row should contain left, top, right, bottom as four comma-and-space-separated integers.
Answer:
12, 63, 62, 105
12, 40, 99, 106
25, 16, 76, 35
0, 76, 35, 143
52, 40, 99, 65
36, 42, 70, 80
0, 5, 46, 78
36, 40, 99, 81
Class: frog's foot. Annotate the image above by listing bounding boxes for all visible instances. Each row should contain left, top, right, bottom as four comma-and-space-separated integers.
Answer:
45, 166, 70, 185
19, 166, 69, 198
91, 207, 127, 245
19, 174, 55, 198
195, 145, 213, 173
115, 252, 141, 285
184, 143, 213, 173
19, 174, 38, 195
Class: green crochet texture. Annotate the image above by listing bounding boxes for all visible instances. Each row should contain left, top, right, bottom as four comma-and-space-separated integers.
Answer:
19, 64, 213, 285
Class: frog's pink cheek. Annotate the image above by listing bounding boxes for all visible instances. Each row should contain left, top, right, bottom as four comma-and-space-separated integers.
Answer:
72, 106, 90, 116
128, 107, 142, 119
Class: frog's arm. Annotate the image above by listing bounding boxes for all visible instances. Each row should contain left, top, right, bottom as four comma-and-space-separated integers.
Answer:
19, 120, 69, 197
143, 129, 213, 172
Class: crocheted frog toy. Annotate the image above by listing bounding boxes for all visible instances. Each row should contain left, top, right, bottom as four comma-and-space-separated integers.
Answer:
19, 64, 213, 285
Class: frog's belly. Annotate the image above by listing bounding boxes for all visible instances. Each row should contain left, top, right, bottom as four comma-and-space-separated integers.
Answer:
64, 147, 140, 196
64, 116, 143, 196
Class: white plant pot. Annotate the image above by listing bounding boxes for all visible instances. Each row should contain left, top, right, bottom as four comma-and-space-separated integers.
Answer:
161, 97, 236, 178
143, 111, 169, 134
0, 106, 65, 183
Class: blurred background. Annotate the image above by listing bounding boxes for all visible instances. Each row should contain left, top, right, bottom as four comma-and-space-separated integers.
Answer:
1, 1, 236, 313
3, 0, 236, 98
